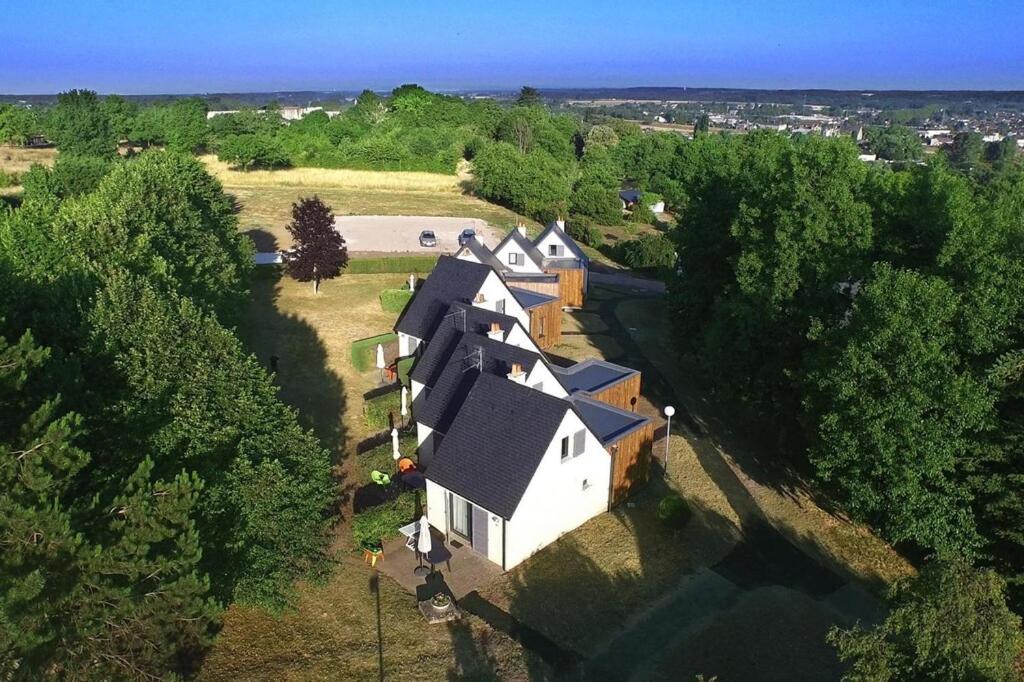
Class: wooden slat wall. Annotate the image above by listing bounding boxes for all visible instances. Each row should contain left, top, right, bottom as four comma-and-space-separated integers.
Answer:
590, 373, 642, 412
608, 422, 655, 506
545, 267, 586, 308
507, 278, 560, 299
527, 299, 562, 349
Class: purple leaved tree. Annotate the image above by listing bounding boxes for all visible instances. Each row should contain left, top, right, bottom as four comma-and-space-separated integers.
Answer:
284, 196, 348, 294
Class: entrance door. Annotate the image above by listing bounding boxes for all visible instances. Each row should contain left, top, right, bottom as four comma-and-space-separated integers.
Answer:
450, 494, 472, 540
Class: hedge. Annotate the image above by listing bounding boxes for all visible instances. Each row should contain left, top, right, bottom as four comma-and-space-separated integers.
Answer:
397, 356, 414, 387
380, 288, 414, 313
352, 491, 418, 550
351, 332, 397, 372
347, 255, 438, 274
363, 389, 402, 431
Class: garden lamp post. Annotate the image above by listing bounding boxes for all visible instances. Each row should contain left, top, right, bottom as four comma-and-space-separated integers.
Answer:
663, 405, 675, 474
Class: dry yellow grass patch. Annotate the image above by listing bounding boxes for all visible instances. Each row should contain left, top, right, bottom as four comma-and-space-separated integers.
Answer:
200, 155, 462, 193
0, 145, 57, 175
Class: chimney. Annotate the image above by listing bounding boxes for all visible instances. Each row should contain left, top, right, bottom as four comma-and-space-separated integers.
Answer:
516, 222, 527, 237
555, 217, 565, 229
507, 362, 526, 384
474, 292, 486, 303
487, 321, 503, 341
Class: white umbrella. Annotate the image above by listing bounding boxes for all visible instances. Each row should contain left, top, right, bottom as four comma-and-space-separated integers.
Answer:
417, 515, 432, 572
408, 273, 416, 291
376, 343, 386, 382
400, 386, 409, 424
391, 427, 400, 460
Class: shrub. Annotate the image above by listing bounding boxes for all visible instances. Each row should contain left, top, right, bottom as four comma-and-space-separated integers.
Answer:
619, 233, 677, 270
379, 288, 413, 313
567, 215, 604, 248
352, 491, 418, 550
0, 170, 18, 188
629, 201, 656, 225
570, 181, 622, 224
351, 332, 396, 372
657, 494, 691, 529
347, 255, 438, 274
363, 390, 401, 431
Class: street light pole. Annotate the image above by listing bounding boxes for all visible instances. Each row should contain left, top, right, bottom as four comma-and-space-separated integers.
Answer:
663, 405, 675, 477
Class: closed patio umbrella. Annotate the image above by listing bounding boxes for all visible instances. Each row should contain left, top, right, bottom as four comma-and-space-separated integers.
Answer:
400, 386, 409, 425
376, 343, 386, 382
415, 515, 432, 576
391, 427, 400, 460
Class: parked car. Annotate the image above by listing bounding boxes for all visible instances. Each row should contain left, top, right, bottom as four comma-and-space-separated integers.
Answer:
458, 228, 476, 246
419, 230, 437, 247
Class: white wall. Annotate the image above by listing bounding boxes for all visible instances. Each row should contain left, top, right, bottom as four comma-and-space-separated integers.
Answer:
398, 332, 421, 357
425, 479, 446, 532
472, 272, 530, 331
525, 359, 569, 399
505, 322, 540, 354
455, 248, 481, 265
494, 238, 544, 274
503, 409, 610, 568
410, 378, 425, 402
535, 230, 574, 261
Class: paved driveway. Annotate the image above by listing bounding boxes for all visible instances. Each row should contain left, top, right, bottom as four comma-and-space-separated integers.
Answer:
334, 216, 502, 254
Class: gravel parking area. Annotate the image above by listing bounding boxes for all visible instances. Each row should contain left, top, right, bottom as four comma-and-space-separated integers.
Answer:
334, 215, 503, 254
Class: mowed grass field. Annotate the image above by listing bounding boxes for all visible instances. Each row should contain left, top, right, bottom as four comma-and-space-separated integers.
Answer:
200, 155, 534, 250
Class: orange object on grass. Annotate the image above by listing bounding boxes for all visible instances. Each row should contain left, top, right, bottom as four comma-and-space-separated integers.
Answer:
397, 457, 416, 473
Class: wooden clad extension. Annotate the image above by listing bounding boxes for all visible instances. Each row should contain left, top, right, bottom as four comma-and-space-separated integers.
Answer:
527, 298, 562, 349
608, 421, 655, 505
506, 277, 560, 300
545, 267, 586, 308
589, 372, 642, 412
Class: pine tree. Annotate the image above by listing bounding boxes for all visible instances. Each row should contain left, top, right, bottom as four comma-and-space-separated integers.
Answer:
0, 330, 219, 679
284, 196, 348, 293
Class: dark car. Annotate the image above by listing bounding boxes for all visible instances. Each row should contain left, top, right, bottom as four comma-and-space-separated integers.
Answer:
458, 228, 476, 246
419, 230, 437, 247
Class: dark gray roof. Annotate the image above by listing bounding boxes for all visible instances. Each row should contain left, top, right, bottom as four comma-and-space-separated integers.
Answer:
496, 228, 545, 269
550, 358, 638, 395
568, 395, 650, 446
457, 239, 507, 273
409, 302, 521, 386
416, 333, 542, 433
535, 222, 589, 264
542, 257, 584, 270
619, 189, 642, 204
504, 272, 559, 285
509, 286, 558, 310
426, 373, 570, 519
394, 256, 493, 340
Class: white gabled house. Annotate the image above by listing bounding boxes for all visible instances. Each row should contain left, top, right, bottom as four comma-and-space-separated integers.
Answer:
424, 373, 613, 569
394, 256, 530, 357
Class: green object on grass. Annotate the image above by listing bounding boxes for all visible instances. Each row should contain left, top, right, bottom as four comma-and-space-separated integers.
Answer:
371, 470, 391, 486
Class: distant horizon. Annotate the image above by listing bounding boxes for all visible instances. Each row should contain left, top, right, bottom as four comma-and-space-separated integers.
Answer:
3, 0, 1022, 95
4, 84, 1024, 99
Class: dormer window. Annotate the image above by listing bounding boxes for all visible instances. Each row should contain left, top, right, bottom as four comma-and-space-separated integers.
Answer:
508, 252, 523, 266
549, 244, 558, 256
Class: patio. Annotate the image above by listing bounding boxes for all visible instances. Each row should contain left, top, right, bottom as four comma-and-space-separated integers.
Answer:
377, 525, 502, 599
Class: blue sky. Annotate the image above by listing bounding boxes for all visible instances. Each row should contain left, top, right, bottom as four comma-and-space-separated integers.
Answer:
2, 0, 1022, 94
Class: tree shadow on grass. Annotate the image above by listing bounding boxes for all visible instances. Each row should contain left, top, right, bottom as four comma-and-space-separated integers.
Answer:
238, 230, 347, 464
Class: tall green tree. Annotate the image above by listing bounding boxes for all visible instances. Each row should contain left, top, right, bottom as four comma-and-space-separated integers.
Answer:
0, 330, 218, 679
164, 97, 209, 152
45, 89, 116, 157
830, 558, 1023, 681
804, 264, 992, 551
515, 86, 542, 107
864, 125, 924, 162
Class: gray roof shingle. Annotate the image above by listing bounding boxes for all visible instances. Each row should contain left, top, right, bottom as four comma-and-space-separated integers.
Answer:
425, 373, 570, 519
409, 302, 521, 386
417, 332, 542, 433
394, 256, 493, 340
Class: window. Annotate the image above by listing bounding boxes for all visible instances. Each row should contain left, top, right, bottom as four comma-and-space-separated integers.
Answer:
560, 436, 570, 461
573, 429, 586, 456
496, 299, 505, 314
548, 244, 558, 256
508, 252, 518, 265
450, 494, 472, 539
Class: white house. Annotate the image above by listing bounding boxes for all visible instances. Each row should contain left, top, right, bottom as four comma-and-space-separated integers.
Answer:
394, 256, 530, 357
423, 373, 613, 569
